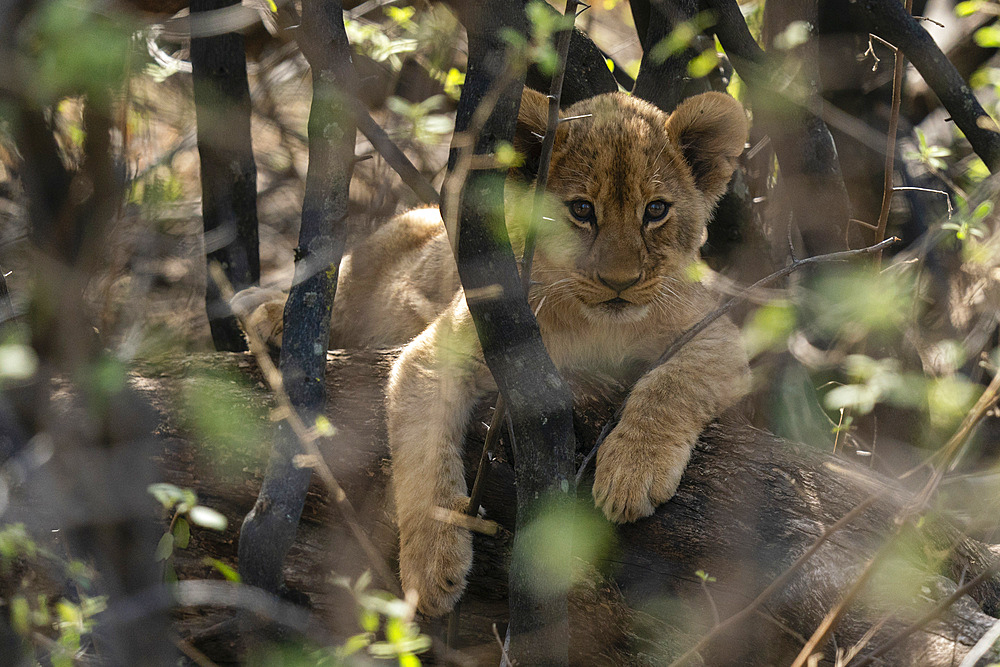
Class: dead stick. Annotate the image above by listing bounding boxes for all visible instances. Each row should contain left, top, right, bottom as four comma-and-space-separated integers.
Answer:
872, 0, 911, 264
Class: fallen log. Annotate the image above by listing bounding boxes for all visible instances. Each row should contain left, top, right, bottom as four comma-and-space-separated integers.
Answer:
131, 351, 1000, 666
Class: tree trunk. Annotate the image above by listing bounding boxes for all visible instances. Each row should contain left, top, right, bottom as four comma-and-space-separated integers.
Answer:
134, 351, 1000, 666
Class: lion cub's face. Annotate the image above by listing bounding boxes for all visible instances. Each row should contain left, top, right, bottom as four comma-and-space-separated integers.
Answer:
512, 91, 747, 324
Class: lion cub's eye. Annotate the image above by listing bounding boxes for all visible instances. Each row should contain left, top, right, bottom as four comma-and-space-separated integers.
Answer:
567, 200, 595, 225
644, 200, 670, 225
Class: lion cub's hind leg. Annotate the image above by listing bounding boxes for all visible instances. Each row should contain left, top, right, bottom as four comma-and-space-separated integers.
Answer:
229, 285, 287, 352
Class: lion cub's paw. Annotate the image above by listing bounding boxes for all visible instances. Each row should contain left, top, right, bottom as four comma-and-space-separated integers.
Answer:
229, 286, 286, 350
592, 427, 696, 523
398, 496, 473, 617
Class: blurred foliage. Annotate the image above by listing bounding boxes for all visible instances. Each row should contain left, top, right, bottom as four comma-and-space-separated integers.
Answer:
514, 495, 616, 599
0, 523, 103, 666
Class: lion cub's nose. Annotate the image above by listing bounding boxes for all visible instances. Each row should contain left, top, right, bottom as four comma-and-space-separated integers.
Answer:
598, 272, 641, 293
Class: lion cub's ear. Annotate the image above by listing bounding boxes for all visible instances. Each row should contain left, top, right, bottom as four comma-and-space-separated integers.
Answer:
666, 92, 748, 203
512, 87, 567, 182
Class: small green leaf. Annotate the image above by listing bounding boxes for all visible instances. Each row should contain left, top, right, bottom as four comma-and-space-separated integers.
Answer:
342, 632, 372, 656
399, 652, 421, 667
10, 596, 30, 634
188, 505, 227, 531
687, 49, 719, 78
975, 25, 1000, 48
173, 517, 190, 549
495, 142, 525, 168
148, 483, 184, 510
956, 0, 982, 16
360, 608, 379, 633
314, 415, 336, 437
386, 616, 405, 643
204, 557, 241, 582
155, 533, 174, 561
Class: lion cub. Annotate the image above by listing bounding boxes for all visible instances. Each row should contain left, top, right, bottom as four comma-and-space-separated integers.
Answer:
234, 89, 750, 617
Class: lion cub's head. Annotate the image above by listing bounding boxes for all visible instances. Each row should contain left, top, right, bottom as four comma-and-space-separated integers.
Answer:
510, 90, 747, 324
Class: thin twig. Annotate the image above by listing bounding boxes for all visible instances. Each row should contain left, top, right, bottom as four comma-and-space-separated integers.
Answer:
173, 637, 219, 667
872, 0, 910, 265
494, 622, 515, 666
214, 265, 399, 595
892, 186, 953, 220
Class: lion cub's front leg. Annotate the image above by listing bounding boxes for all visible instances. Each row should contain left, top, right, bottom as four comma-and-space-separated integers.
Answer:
593, 317, 749, 523
386, 299, 490, 616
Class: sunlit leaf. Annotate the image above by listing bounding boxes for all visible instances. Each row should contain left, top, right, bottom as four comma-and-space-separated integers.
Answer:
975, 25, 1000, 48
342, 632, 372, 656
188, 505, 228, 531
204, 557, 240, 582
10, 596, 29, 634
0, 343, 38, 381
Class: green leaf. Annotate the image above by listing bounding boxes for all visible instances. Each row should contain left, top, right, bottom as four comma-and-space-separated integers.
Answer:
956, 0, 982, 16
204, 557, 241, 582
342, 632, 372, 656
687, 50, 719, 78
399, 652, 422, 667
313, 415, 336, 436
360, 609, 379, 633
173, 517, 190, 549
386, 616, 405, 643
148, 483, 185, 510
973, 200, 993, 219
974, 25, 1000, 48
10, 596, 30, 634
495, 142, 525, 168
188, 505, 227, 531
155, 533, 174, 562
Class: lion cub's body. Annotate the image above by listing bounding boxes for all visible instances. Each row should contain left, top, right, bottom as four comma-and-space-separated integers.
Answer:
236, 90, 751, 617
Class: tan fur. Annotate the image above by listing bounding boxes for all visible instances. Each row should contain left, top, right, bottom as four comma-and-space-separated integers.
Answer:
235, 90, 751, 617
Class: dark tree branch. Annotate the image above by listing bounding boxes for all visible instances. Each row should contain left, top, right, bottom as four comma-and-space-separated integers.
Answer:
525, 27, 618, 105
443, 0, 617, 107
446, 2, 576, 662
705, 0, 852, 255
190, 0, 260, 352
632, 0, 706, 113
354, 107, 440, 205
849, 0, 1000, 173
238, 0, 358, 594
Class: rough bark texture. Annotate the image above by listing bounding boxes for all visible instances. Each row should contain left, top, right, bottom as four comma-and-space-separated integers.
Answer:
237, 0, 358, 595
133, 351, 1000, 666
446, 2, 577, 662
190, 0, 260, 352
